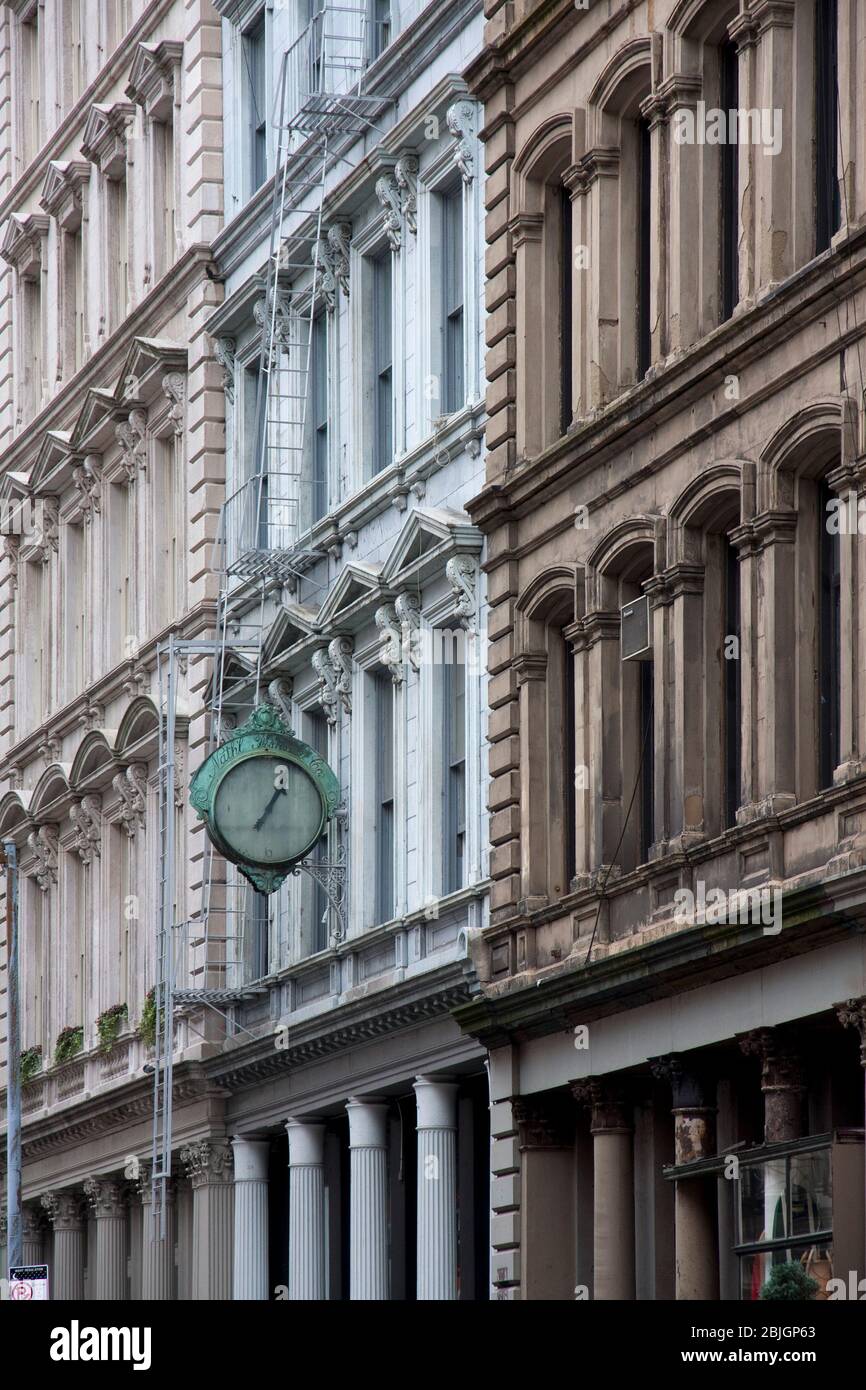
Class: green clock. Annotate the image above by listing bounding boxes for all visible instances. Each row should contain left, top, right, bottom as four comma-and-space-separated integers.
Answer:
189, 703, 340, 893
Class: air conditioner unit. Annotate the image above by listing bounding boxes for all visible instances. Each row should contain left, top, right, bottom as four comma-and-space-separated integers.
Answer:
621, 594, 652, 662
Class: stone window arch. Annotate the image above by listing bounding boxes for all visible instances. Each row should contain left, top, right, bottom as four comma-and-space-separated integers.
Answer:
510, 114, 577, 460
514, 567, 580, 909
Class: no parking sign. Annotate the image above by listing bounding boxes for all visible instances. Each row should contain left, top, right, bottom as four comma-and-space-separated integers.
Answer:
9, 1264, 49, 1300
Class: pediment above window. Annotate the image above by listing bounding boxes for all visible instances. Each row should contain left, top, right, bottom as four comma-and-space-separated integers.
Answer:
0, 212, 49, 279
381, 506, 482, 589
316, 562, 386, 631
39, 160, 91, 231
81, 102, 137, 179
117, 337, 187, 408
126, 39, 183, 121
262, 603, 320, 665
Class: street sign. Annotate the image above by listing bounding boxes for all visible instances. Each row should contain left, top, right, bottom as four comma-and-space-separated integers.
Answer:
9, 1264, 49, 1300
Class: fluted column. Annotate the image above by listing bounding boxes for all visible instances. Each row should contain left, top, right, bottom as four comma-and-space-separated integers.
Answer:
41, 1192, 85, 1299
573, 1079, 635, 1300
346, 1098, 390, 1300
22, 1203, 46, 1265
138, 1167, 176, 1300
414, 1076, 458, 1300
651, 1055, 719, 1300
180, 1139, 234, 1300
231, 1138, 270, 1301
83, 1178, 128, 1299
286, 1118, 326, 1300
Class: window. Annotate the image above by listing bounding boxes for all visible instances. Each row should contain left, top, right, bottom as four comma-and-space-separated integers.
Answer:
815, 0, 840, 254
561, 624, 576, 885
66, 1, 85, 110
311, 311, 328, 523
720, 39, 740, 321
559, 186, 573, 435
244, 17, 267, 194
441, 185, 465, 415
305, 708, 329, 953
246, 887, 270, 980
20, 12, 41, 162
638, 654, 655, 861
736, 1147, 833, 1301
152, 435, 179, 630
442, 639, 466, 894
818, 478, 841, 788
723, 536, 741, 827
375, 672, 395, 921
242, 359, 268, 551
22, 273, 42, 416
371, 0, 391, 59
152, 117, 176, 279
108, 481, 133, 668
373, 252, 393, 473
636, 116, 652, 379
107, 175, 128, 331
64, 521, 86, 698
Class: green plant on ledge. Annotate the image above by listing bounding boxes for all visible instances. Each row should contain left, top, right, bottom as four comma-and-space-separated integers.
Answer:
96, 1003, 128, 1055
759, 1262, 819, 1301
53, 1025, 84, 1067
139, 988, 160, 1050
20, 1046, 42, 1082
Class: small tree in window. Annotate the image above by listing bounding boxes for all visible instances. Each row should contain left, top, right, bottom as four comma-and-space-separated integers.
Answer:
759, 1262, 819, 1301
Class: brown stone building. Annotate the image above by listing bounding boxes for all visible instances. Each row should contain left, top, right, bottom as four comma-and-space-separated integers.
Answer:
460, 0, 866, 1300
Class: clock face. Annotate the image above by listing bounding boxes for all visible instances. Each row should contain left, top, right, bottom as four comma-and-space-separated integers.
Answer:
212, 755, 325, 868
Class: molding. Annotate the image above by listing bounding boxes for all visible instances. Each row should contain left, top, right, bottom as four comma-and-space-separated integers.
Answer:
80, 102, 137, 180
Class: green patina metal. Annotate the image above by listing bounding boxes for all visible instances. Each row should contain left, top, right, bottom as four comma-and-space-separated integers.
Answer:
189, 703, 341, 894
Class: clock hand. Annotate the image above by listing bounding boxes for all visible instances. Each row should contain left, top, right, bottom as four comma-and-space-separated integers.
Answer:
254, 785, 286, 832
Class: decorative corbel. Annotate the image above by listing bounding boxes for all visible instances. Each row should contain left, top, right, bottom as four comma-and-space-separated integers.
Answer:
446, 554, 478, 630
446, 100, 477, 184
394, 154, 419, 235
162, 372, 185, 435
112, 764, 148, 838
69, 795, 102, 864
116, 410, 147, 480
72, 456, 102, 518
326, 222, 352, 297
214, 338, 236, 403
375, 604, 404, 682
267, 676, 293, 727
27, 825, 59, 890
395, 591, 422, 671
375, 174, 403, 251
328, 636, 354, 716
312, 646, 339, 726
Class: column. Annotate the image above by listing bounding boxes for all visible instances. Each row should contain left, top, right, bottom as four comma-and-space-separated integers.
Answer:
514, 1092, 576, 1300
286, 1118, 326, 1301
738, 1028, 805, 1142
231, 1137, 270, 1301
22, 1203, 45, 1265
346, 1098, 390, 1300
414, 1076, 458, 1301
835, 998, 866, 1285
138, 1167, 176, 1301
651, 1055, 719, 1300
83, 1178, 128, 1300
573, 1079, 635, 1300
41, 1192, 85, 1300
752, 514, 798, 815
180, 1139, 234, 1301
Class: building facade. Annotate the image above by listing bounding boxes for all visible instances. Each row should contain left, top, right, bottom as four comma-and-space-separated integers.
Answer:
460, 0, 866, 1300
0, 0, 493, 1301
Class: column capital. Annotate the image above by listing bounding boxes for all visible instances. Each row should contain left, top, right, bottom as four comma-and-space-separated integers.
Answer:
179, 1138, 234, 1188
738, 1027, 805, 1142
41, 1190, 86, 1230
136, 1165, 176, 1208
413, 1076, 459, 1131
571, 1078, 633, 1134
230, 1136, 270, 1183
83, 1177, 127, 1219
513, 1092, 574, 1150
835, 997, 866, 1067
25, 1201, 49, 1237
286, 1117, 327, 1167
346, 1097, 389, 1149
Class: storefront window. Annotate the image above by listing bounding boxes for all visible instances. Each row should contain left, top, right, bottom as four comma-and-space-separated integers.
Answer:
736, 1147, 833, 1300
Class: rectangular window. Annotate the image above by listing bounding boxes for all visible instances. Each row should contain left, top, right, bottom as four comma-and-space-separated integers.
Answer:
815, 0, 840, 254
107, 176, 128, 331
305, 708, 329, 953
71, 227, 85, 370
442, 186, 465, 415
109, 481, 132, 668
245, 17, 267, 194
720, 39, 740, 321
242, 360, 268, 551
22, 275, 42, 415
818, 479, 841, 788
442, 642, 466, 894
153, 118, 176, 278
723, 537, 742, 827
21, 15, 40, 161
67, 0, 85, 109
735, 1147, 833, 1301
639, 657, 655, 862
373, 252, 393, 473
371, 0, 391, 59
375, 672, 395, 922
311, 312, 328, 524
637, 117, 652, 379
561, 625, 577, 885
153, 436, 178, 630
246, 887, 269, 980
559, 185, 573, 435
64, 521, 86, 698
